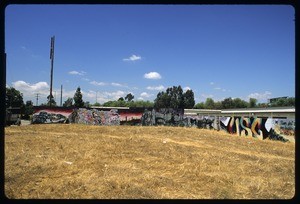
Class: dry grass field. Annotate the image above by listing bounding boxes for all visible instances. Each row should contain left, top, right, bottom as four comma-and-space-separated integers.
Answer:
4, 124, 295, 199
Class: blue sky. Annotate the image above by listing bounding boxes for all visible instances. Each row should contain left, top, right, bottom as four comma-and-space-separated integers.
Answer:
5, 5, 295, 105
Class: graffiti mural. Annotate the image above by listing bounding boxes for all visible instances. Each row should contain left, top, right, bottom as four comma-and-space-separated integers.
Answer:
141, 109, 220, 129
141, 108, 184, 126
219, 116, 294, 142
68, 108, 120, 125
32, 109, 73, 124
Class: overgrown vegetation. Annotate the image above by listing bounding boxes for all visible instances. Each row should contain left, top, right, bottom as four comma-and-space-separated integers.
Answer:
5, 125, 295, 199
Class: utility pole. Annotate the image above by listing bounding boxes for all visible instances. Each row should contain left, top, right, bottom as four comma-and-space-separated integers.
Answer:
36, 93, 39, 106
96, 91, 98, 104
60, 85, 63, 107
49, 36, 55, 107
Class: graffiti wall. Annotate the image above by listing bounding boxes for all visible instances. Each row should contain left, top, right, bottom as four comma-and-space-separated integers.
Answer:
141, 108, 184, 126
32, 108, 73, 124
182, 115, 219, 129
219, 116, 295, 142
68, 108, 120, 125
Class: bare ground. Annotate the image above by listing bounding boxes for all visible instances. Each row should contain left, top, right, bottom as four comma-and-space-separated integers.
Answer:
4, 124, 295, 199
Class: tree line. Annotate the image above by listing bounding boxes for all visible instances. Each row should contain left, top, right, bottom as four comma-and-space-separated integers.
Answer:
6, 85, 295, 119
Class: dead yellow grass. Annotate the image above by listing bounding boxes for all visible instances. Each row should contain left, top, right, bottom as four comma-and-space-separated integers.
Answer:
5, 124, 295, 199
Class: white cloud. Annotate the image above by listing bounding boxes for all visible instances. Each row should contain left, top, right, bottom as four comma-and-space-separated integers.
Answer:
144, 72, 162, 80
123, 54, 142, 61
248, 91, 272, 100
201, 94, 214, 99
214, 87, 221, 90
10, 81, 50, 103
90, 81, 106, 86
103, 90, 126, 100
146, 85, 165, 91
210, 82, 214, 85
80, 90, 127, 103
111, 82, 128, 88
111, 82, 122, 87
183, 86, 191, 92
12, 81, 49, 95
140, 92, 153, 98
68, 70, 86, 76
62, 89, 77, 99
81, 78, 90, 81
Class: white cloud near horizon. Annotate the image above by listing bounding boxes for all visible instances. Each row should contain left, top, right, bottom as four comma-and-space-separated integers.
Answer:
123, 54, 142, 61
146, 85, 165, 91
90, 81, 107, 86
144, 72, 162, 80
140, 92, 153, 98
248, 91, 272, 101
201, 94, 214, 99
68, 70, 86, 76
12, 80, 49, 95
183, 86, 191, 92
111, 82, 129, 88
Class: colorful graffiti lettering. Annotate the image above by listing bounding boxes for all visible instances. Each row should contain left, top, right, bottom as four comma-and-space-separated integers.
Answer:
220, 116, 293, 141
69, 108, 120, 125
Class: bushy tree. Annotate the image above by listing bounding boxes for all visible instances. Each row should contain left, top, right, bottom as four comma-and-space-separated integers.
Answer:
248, 98, 257, 108
6, 87, 24, 108
221, 97, 234, 109
63, 97, 73, 107
154, 91, 170, 108
154, 85, 194, 109
125, 93, 134, 102
194, 102, 205, 109
183, 89, 195, 109
204, 98, 215, 109
232, 98, 248, 108
24, 100, 34, 119
93, 102, 101, 106
269, 97, 295, 107
73, 87, 84, 108
47, 94, 56, 107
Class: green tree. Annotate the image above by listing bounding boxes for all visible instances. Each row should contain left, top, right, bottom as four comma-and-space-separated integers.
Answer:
285, 97, 295, 106
221, 97, 234, 109
118, 97, 124, 101
137, 100, 154, 108
257, 103, 268, 108
183, 89, 195, 108
232, 98, 248, 108
214, 101, 223, 109
204, 98, 215, 109
47, 94, 56, 107
194, 102, 205, 109
6, 87, 24, 108
154, 85, 185, 109
103, 101, 114, 107
248, 98, 257, 108
93, 102, 101, 106
24, 100, 34, 119
125, 93, 134, 102
63, 97, 73, 107
73, 87, 84, 108
169, 86, 184, 109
